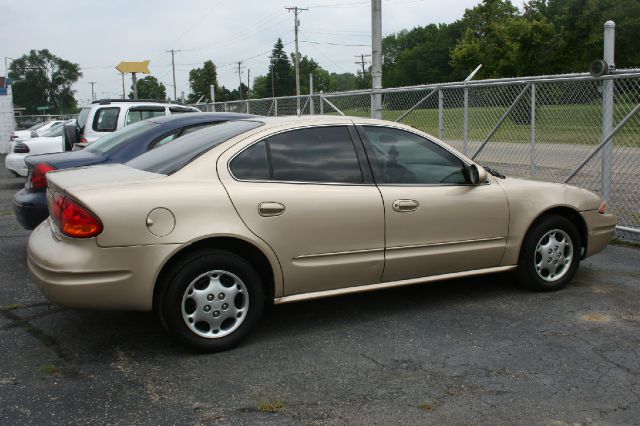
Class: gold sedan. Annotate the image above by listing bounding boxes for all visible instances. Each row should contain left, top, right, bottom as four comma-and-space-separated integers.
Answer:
27, 116, 616, 352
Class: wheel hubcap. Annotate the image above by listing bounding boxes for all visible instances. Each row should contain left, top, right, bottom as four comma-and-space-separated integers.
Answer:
181, 270, 249, 338
534, 229, 573, 282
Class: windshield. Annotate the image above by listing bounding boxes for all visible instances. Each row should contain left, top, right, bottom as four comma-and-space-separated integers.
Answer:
127, 120, 263, 175
85, 120, 157, 154
77, 107, 91, 131
41, 125, 64, 138
28, 122, 46, 131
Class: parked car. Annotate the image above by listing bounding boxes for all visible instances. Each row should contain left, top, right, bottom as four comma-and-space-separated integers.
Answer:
64, 99, 200, 148
11, 120, 65, 142
5, 120, 75, 177
27, 116, 616, 352
13, 112, 253, 229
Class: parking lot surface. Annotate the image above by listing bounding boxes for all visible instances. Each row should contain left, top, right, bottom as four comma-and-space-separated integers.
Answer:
0, 159, 638, 425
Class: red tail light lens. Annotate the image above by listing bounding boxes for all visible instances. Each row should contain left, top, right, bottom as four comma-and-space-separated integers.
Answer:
50, 192, 102, 238
29, 163, 57, 190
79, 138, 88, 143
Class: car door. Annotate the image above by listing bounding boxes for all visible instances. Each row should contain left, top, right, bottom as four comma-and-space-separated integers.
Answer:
357, 125, 509, 282
217, 125, 385, 296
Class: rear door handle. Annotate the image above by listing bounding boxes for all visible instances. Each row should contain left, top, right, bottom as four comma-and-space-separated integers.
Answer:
392, 199, 419, 212
259, 202, 285, 217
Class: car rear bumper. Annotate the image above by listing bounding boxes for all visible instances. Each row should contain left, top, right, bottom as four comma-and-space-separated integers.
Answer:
581, 210, 617, 258
14, 188, 49, 230
5, 153, 28, 176
27, 220, 179, 311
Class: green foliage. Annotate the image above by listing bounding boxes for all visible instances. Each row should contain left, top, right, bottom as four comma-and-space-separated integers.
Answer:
187, 60, 218, 103
9, 49, 81, 114
128, 76, 166, 100
269, 38, 294, 97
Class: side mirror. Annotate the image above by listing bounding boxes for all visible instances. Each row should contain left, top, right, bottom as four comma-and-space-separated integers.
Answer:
468, 164, 488, 185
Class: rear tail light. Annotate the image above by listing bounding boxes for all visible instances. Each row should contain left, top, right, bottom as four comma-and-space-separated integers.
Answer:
29, 163, 57, 191
79, 138, 88, 143
13, 143, 30, 153
50, 192, 103, 238
10, 133, 16, 141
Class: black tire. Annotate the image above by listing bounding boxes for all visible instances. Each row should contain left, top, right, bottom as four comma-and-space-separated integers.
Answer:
159, 249, 264, 352
515, 215, 581, 292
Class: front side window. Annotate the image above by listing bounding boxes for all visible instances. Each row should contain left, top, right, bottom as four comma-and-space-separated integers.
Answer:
126, 107, 166, 125
231, 126, 363, 184
93, 107, 120, 132
360, 126, 468, 185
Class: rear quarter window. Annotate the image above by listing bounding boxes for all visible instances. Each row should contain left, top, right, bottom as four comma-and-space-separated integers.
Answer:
92, 107, 120, 132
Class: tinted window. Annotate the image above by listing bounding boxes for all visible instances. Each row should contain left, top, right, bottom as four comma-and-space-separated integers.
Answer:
85, 121, 156, 154
150, 132, 178, 150
126, 107, 166, 125
170, 106, 198, 114
267, 127, 362, 183
181, 122, 219, 136
230, 142, 270, 180
127, 120, 263, 175
93, 107, 120, 132
361, 126, 467, 184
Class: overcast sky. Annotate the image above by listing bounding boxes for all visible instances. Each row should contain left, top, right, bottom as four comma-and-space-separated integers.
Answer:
3, 0, 525, 105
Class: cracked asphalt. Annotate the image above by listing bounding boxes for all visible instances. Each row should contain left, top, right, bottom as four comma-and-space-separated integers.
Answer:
0, 158, 639, 425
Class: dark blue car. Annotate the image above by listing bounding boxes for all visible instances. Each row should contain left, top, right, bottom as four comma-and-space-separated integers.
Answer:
14, 112, 254, 229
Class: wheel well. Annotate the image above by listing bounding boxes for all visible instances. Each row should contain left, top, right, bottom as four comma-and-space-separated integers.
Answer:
529, 207, 588, 258
153, 237, 276, 311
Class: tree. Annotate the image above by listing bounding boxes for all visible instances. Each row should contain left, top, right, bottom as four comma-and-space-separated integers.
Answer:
128, 76, 166, 100
187, 60, 218, 103
268, 38, 294, 97
8, 49, 81, 114
329, 72, 360, 92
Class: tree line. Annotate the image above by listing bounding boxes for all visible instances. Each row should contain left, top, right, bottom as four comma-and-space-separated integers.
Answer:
8, 0, 640, 113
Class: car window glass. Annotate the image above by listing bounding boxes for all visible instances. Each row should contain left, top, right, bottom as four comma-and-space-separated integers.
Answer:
77, 107, 90, 130
361, 126, 467, 184
266, 126, 363, 183
150, 132, 178, 150
126, 108, 167, 125
127, 120, 264, 175
181, 122, 219, 136
230, 142, 270, 180
85, 121, 156, 154
93, 107, 120, 132
169, 106, 197, 114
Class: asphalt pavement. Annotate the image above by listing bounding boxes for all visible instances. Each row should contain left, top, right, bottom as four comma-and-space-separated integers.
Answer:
0, 158, 639, 425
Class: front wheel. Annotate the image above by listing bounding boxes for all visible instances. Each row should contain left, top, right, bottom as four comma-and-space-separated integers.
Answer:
516, 215, 581, 291
160, 249, 264, 352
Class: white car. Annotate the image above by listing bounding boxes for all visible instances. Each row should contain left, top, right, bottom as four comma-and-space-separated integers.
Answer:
11, 120, 65, 142
5, 120, 73, 177
72, 99, 199, 144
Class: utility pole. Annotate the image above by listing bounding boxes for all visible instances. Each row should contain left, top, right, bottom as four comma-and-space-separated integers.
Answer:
236, 61, 244, 100
354, 53, 371, 79
89, 81, 96, 101
166, 49, 181, 101
247, 69, 250, 92
371, 0, 383, 119
270, 58, 276, 98
121, 73, 125, 99
286, 5, 308, 115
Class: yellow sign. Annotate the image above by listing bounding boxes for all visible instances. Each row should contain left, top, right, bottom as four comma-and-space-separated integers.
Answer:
115, 60, 151, 74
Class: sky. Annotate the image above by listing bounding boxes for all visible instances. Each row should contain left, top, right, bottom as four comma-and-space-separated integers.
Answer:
3, 0, 526, 105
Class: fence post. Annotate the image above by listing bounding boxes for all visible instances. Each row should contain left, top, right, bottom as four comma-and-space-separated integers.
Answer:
530, 82, 537, 176
438, 88, 444, 140
319, 91, 324, 115
309, 73, 314, 115
601, 21, 615, 203
274, 98, 278, 117
246, 100, 250, 114
463, 85, 469, 155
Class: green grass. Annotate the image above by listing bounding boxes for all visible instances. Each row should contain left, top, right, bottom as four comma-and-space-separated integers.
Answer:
39, 363, 61, 374
324, 102, 640, 147
257, 400, 285, 413
418, 401, 436, 411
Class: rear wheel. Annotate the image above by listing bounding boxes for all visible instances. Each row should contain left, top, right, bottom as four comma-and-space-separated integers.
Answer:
516, 215, 581, 291
159, 249, 264, 352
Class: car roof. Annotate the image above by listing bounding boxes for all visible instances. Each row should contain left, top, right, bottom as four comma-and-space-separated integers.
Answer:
243, 115, 397, 129
146, 112, 256, 126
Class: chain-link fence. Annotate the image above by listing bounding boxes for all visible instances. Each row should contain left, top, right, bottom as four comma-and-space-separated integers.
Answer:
194, 70, 640, 238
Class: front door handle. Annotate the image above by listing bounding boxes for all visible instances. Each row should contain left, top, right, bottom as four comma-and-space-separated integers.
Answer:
259, 202, 285, 217
392, 199, 419, 212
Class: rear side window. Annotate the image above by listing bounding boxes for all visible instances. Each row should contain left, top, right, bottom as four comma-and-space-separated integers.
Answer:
127, 120, 263, 175
169, 106, 198, 114
93, 107, 120, 132
126, 107, 166, 125
77, 108, 90, 131
230, 126, 363, 183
